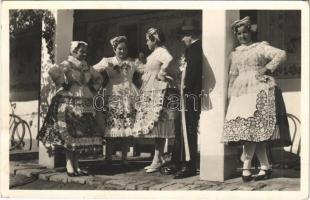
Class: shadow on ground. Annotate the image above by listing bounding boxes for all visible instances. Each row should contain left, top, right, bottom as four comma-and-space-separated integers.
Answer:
81, 160, 151, 176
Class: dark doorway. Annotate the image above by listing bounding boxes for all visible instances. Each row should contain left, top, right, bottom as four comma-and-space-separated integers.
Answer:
119, 24, 139, 58
10, 25, 42, 102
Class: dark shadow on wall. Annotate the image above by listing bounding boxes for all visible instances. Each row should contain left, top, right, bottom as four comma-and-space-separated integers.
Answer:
270, 113, 301, 170
276, 79, 301, 92
201, 53, 216, 112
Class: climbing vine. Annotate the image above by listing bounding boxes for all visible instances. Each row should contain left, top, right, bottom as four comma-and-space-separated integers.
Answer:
10, 9, 56, 62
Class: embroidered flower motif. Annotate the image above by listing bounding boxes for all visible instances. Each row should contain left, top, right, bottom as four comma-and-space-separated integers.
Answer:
223, 88, 276, 142
38, 94, 102, 157
132, 90, 166, 136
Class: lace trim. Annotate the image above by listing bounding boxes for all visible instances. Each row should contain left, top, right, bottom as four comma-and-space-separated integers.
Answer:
132, 90, 166, 136
223, 88, 276, 142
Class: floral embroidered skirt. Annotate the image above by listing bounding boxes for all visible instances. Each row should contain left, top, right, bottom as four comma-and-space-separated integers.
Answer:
38, 92, 103, 156
223, 85, 291, 147
132, 88, 180, 138
96, 92, 137, 138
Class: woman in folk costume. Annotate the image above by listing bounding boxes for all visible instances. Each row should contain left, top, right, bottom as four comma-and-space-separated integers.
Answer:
93, 36, 139, 167
133, 28, 180, 173
223, 17, 292, 182
38, 41, 103, 176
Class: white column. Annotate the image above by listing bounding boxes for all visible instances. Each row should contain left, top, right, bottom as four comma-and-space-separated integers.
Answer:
54, 11, 74, 64
199, 10, 240, 181
39, 10, 74, 168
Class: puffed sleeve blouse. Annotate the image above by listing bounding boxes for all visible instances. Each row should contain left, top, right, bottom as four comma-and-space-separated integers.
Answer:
92, 56, 138, 96
228, 41, 287, 97
229, 41, 287, 75
48, 56, 102, 97
140, 46, 173, 92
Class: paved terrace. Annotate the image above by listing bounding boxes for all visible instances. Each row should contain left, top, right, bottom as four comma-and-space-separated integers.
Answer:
9, 158, 300, 191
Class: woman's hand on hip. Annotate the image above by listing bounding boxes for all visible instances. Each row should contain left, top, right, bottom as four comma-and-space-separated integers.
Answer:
156, 70, 167, 81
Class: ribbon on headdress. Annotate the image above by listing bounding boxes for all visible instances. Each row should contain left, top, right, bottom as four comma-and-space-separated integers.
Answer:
147, 28, 161, 43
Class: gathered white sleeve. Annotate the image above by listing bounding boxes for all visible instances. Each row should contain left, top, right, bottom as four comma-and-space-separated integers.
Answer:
260, 41, 287, 72
48, 66, 63, 88
92, 57, 110, 72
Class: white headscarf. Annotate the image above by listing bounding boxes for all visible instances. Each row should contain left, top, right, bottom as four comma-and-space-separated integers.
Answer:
70, 41, 88, 54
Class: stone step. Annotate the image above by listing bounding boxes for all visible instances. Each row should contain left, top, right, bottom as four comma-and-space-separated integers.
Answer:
10, 151, 38, 161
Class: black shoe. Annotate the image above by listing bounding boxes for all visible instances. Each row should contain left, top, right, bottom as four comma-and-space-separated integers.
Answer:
254, 169, 272, 181
174, 166, 196, 179
160, 162, 179, 175
67, 171, 79, 177
242, 174, 253, 183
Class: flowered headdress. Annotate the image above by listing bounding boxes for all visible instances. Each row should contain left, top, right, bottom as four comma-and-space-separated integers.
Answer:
231, 16, 257, 34
110, 36, 127, 50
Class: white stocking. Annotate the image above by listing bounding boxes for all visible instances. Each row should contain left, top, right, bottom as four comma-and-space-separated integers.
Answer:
256, 142, 271, 172
242, 142, 256, 175
66, 151, 74, 173
73, 152, 80, 171
151, 138, 165, 166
